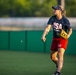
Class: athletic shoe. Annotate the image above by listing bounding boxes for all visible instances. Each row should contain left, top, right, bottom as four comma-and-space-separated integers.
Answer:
52, 71, 61, 75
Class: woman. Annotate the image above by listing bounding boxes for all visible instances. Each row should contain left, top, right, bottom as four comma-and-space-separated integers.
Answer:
41, 5, 72, 75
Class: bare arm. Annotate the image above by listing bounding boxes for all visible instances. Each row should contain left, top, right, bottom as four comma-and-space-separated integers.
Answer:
68, 28, 72, 38
41, 24, 52, 42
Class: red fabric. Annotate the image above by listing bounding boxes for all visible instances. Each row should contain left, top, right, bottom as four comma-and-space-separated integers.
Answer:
50, 38, 68, 51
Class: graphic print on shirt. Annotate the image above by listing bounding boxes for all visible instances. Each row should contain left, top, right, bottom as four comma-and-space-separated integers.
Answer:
53, 22, 62, 32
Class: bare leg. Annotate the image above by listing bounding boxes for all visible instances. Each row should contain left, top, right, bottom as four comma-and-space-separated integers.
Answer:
57, 48, 65, 72
50, 51, 58, 69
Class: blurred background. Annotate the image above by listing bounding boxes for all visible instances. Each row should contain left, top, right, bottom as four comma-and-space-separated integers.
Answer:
0, 0, 76, 75
0, 0, 76, 54
0, 0, 76, 30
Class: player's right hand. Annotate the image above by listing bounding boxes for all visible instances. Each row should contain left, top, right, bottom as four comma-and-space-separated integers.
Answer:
41, 36, 46, 42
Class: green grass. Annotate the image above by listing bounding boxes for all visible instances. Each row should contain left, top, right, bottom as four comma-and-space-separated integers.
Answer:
0, 50, 76, 75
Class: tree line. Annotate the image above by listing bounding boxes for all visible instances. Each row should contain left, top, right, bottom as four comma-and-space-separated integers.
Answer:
0, 0, 76, 17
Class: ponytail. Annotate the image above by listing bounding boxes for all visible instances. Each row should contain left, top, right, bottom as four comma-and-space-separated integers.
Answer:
59, 5, 66, 16
62, 10, 66, 16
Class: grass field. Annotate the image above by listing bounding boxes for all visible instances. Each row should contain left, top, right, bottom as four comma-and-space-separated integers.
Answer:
0, 50, 76, 75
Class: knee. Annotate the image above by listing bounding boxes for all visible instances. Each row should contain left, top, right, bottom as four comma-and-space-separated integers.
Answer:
51, 55, 56, 61
58, 52, 64, 60
58, 48, 65, 59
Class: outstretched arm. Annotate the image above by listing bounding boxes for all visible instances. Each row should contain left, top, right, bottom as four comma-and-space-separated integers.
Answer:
41, 24, 52, 42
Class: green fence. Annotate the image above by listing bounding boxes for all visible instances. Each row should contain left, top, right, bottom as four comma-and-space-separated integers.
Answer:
0, 31, 9, 50
0, 30, 76, 55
